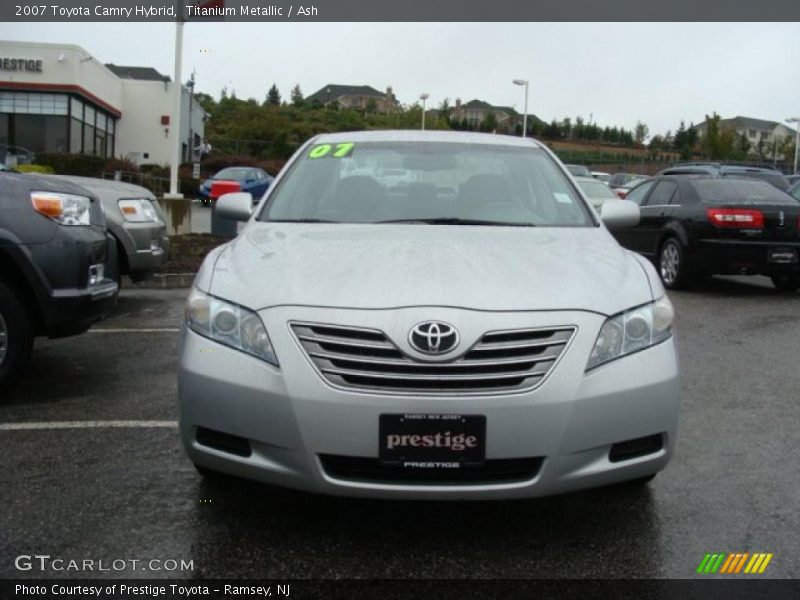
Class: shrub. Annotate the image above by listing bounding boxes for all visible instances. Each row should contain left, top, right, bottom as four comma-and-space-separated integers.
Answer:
140, 163, 169, 176
103, 157, 139, 174
36, 153, 105, 177
16, 164, 55, 174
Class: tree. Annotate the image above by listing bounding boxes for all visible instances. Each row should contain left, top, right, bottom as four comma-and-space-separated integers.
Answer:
482, 112, 498, 132
778, 135, 796, 166
290, 84, 304, 107
700, 113, 738, 159
648, 134, 665, 151
634, 121, 649, 145
266, 83, 281, 106
561, 117, 572, 139
737, 133, 752, 159
574, 116, 585, 140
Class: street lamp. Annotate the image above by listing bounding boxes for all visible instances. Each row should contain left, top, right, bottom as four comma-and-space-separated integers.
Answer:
786, 117, 800, 174
420, 93, 430, 130
513, 79, 529, 137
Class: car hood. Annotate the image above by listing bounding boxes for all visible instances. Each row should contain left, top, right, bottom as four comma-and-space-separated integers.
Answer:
46, 175, 155, 199
207, 223, 653, 315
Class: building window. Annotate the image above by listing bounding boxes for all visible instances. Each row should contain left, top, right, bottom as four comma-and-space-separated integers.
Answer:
0, 92, 68, 115
0, 114, 8, 145
1, 91, 115, 156
14, 114, 68, 153
83, 123, 95, 155
70, 97, 83, 121
70, 118, 82, 153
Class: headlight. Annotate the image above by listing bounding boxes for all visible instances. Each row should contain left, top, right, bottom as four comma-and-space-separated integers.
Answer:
185, 287, 278, 366
31, 191, 91, 226
587, 296, 674, 370
119, 199, 161, 223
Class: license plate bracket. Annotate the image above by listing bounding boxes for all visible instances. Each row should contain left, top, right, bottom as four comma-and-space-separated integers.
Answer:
379, 414, 486, 469
768, 247, 798, 264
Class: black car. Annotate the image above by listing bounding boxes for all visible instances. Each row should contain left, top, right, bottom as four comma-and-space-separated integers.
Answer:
657, 163, 791, 191
0, 172, 119, 393
613, 175, 800, 291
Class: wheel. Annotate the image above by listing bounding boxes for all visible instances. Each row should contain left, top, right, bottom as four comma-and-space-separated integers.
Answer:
0, 281, 34, 395
771, 274, 800, 292
658, 238, 689, 289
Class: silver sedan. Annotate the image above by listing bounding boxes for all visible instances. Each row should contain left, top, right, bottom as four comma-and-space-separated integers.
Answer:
178, 130, 680, 500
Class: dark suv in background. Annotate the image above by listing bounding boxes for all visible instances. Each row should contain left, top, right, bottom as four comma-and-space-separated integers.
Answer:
0, 172, 119, 393
658, 163, 792, 191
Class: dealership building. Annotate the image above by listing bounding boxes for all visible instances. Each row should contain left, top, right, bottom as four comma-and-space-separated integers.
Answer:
0, 40, 205, 165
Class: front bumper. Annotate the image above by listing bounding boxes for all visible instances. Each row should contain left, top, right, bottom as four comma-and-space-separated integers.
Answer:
112, 222, 170, 281
26, 230, 119, 338
178, 307, 681, 499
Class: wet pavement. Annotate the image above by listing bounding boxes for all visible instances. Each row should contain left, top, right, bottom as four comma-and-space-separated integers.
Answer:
1, 277, 799, 579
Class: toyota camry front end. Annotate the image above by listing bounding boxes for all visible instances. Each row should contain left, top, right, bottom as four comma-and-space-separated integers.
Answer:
178, 130, 680, 499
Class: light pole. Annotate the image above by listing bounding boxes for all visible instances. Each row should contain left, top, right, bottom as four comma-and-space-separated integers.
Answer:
787, 117, 800, 174
513, 79, 529, 137
420, 93, 429, 130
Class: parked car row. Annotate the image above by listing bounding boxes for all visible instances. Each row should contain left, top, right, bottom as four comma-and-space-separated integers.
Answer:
0, 172, 119, 392
0, 171, 170, 392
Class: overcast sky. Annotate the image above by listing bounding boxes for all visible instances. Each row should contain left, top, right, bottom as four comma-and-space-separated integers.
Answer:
2, 22, 799, 136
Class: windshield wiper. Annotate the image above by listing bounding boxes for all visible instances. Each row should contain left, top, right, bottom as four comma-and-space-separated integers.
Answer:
375, 218, 536, 227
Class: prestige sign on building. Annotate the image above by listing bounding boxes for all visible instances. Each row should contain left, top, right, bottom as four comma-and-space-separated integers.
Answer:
0, 58, 43, 72
0, 40, 205, 166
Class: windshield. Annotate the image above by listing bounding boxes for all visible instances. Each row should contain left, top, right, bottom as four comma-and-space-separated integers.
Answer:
214, 168, 251, 181
261, 142, 593, 227
692, 179, 798, 205
578, 179, 617, 198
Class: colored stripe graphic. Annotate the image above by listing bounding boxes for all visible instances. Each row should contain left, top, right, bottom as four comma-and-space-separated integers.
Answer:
758, 554, 773, 573
719, 554, 736, 573
696, 554, 712, 574
699, 552, 773, 574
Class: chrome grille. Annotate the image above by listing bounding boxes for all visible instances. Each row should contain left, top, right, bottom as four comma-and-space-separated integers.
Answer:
290, 322, 575, 394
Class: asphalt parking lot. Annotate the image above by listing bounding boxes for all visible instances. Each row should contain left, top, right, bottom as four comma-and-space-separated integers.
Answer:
1, 276, 799, 579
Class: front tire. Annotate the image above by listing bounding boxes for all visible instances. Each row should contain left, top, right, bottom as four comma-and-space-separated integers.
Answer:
771, 273, 800, 292
0, 282, 34, 395
658, 238, 689, 289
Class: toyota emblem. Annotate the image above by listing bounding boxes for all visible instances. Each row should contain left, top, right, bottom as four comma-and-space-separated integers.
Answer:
409, 321, 459, 355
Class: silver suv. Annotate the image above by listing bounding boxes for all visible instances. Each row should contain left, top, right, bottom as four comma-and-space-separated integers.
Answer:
178, 131, 680, 500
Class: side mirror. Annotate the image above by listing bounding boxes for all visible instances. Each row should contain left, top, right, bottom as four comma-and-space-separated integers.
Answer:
601, 199, 639, 230
216, 192, 253, 221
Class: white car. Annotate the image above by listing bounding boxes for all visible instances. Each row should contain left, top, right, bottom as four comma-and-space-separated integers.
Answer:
575, 176, 620, 210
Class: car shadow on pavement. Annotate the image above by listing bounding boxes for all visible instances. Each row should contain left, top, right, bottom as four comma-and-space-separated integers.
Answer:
683, 275, 797, 298
187, 473, 663, 578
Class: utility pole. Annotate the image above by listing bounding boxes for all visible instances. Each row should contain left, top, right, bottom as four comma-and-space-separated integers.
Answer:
166, 21, 184, 199
187, 69, 196, 161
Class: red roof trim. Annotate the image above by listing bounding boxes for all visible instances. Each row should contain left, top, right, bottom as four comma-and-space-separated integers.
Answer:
0, 81, 122, 117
